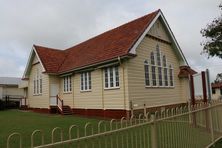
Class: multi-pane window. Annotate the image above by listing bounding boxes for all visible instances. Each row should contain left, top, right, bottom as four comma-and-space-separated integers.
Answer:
144, 60, 150, 86
144, 45, 174, 88
169, 65, 174, 86
150, 52, 157, 86
33, 69, 42, 95
156, 47, 163, 86
163, 55, 168, 86
104, 66, 119, 89
63, 76, 72, 92
80, 72, 91, 91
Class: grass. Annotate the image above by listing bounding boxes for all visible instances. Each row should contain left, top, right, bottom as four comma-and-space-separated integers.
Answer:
0, 109, 220, 148
0, 109, 103, 148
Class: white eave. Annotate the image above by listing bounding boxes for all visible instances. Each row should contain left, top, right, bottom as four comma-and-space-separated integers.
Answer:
22, 46, 46, 78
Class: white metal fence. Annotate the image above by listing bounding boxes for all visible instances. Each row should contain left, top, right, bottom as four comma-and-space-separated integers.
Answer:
6, 100, 222, 148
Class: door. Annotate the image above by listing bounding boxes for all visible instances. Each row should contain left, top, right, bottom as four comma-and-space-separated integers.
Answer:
50, 84, 59, 105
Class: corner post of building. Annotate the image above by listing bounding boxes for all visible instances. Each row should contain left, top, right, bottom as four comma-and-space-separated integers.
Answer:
130, 100, 133, 117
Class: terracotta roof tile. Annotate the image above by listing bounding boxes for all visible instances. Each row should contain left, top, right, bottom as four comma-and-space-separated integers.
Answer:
34, 10, 160, 74
212, 82, 222, 89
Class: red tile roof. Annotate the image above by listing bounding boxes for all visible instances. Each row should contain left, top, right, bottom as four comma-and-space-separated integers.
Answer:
178, 66, 197, 78
212, 82, 222, 89
34, 10, 160, 74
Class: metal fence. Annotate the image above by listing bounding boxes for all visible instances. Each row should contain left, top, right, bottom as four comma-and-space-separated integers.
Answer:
6, 100, 222, 148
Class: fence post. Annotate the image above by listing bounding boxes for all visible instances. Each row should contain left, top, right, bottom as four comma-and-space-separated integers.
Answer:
143, 102, 146, 117
130, 101, 134, 117
208, 104, 214, 145
151, 114, 157, 148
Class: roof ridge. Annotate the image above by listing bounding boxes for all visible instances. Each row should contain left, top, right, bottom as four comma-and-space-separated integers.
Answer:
64, 9, 160, 52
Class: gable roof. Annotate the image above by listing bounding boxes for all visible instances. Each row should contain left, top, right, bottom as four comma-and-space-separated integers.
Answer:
24, 9, 188, 76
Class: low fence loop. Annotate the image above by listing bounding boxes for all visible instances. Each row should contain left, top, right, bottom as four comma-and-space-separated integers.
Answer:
85, 122, 94, 136
98, 121, 107, 133
110, 119, 117, 130
51, 127, 63, 143
7, 132, 22, 148
31, 130, 44, 148
69, 125, 79, 139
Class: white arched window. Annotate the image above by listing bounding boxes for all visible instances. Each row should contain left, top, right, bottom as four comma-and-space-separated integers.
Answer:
169, 65, 174, 87
144, 46, 174, 88
156, 45, 163, 86
33, 69, 42, 95
144, 60, 150, 86
150, 52, 157, 86
162, 55, 168, 86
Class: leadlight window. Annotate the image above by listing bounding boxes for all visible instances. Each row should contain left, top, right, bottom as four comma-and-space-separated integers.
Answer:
144, 45, 174, 88
151, 52, 157, 86
169, 65, 174, 86
144, 60, 150, 86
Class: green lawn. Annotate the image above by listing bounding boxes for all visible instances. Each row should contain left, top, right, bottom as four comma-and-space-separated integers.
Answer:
0, 109, 103, 148
0, 109, 220, 148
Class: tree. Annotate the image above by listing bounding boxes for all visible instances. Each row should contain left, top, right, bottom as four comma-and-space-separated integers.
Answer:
201, 4, 222, 58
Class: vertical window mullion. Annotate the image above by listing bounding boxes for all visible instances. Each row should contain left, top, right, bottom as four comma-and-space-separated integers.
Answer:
113, 67, 116, 87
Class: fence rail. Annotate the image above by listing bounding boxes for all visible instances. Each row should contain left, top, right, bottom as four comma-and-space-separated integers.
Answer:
6, 100, 222, 148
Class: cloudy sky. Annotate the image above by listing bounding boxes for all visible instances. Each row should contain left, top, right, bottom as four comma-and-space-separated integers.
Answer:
0, 0, 221, 81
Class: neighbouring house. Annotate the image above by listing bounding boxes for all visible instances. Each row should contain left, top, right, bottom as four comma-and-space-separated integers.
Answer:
212, 82, 222, 100
0, 77, 25, 108
21, 9, 196, 118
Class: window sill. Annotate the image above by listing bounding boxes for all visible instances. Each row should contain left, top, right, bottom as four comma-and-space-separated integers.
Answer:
80, 90, 92, 93
63, 92, 72, 94
33, 94, 42, 96
145, 86, 175, 88
104, 87, 120, 90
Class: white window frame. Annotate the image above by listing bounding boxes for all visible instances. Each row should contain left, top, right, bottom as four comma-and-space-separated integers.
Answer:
144, 60, 150, 86
33, 69, 42, 95
169, 65, 174, 87
104, 66, 120, 89
80, 72, 91, 91
63, 76, 72, 93
145, 45, 174, 88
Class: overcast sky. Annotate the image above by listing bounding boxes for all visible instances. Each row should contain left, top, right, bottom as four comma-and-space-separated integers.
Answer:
0, 0, 221, 81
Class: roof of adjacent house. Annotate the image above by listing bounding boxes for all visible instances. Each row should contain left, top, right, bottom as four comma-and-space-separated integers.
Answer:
0, 77, 21, 85
212, 82, 222, 89
33, 9, 160, 74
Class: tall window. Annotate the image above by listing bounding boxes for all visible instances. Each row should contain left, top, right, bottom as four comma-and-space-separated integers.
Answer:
163, 55, 168, 86
144, 60, 150, 86
156, 46, 163, 86
151, 52, 157, 86
169, 65, 174, 86
104, 66, 119, 88
63, 76, 72, 92
144, 46, 174, 88
81, 72, 91, 91
33, 69, 42, 95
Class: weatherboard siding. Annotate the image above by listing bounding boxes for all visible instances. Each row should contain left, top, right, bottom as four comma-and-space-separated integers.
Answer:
27, 62, 50, 108
127, 20, 189, 109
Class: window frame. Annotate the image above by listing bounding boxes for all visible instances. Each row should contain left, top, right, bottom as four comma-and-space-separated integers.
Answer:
33, 69, 42, 95
80, 71, 92, 92
63, 75, 72, 93
104, 66, 120, 89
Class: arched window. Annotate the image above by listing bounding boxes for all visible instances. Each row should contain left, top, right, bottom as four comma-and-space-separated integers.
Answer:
150, 52, 156, 86
156, 45, 162, 86
162, 55, 168, 86
144, 60, 150, 86
169, 65, 174, 86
